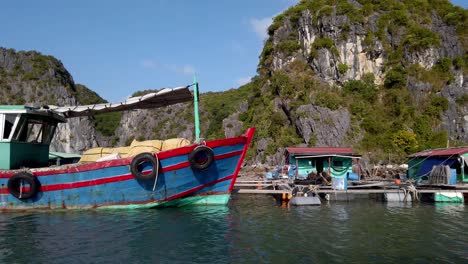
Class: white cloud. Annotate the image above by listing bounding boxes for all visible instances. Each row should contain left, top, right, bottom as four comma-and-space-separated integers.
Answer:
249, 17, 272, 40
164, 64, 196, 76
236, 77, 251, 86
140, 59, 156, 69
181, 65, 195, 75
140, 59, 195, 76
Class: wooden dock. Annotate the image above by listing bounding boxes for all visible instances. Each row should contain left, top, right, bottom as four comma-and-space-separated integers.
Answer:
233, 180, 468, 200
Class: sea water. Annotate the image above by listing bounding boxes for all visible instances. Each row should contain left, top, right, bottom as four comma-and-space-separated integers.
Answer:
0, 195, 467, 263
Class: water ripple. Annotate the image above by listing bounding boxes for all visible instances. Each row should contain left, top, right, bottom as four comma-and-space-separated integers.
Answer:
0, 196, 467, 263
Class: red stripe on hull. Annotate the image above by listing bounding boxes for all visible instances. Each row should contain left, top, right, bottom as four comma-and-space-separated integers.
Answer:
0, 149, 243, 194
160, 150, 243, 173
0, 146, 246, 179
164, 175, 234, 201
0, 173, 234, 201
0, 174, 135, 194
228, 128, 255, 191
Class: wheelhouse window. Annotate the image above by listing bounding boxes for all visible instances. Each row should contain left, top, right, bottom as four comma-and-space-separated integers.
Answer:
12, 115, 57, 144
1, 114, 20, 141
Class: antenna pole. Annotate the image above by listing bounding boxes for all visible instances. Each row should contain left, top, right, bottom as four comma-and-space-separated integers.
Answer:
193, 75, 201, 142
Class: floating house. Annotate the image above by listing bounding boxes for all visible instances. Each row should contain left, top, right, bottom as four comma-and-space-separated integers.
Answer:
285, 147, 361, 182
407, 147, 468, 183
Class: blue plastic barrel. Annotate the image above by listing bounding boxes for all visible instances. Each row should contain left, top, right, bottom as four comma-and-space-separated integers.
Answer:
347, 172, 359, 181
332, 177, 347, 190
450, 169, 457, 185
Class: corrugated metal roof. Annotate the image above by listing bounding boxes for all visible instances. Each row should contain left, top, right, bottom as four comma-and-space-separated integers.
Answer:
286, 147, 359, 156
44, 86, 193, 118
409, 147, 468, 157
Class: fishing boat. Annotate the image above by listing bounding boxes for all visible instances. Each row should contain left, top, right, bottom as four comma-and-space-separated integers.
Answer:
0, 83, 255, 210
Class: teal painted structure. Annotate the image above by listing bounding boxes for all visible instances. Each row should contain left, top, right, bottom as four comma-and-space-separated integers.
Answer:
0, 106, 65, 169
193, 78, 201, 142
408, 147, 468, 183
285, 147, 361, 180
49, 152, 81, 166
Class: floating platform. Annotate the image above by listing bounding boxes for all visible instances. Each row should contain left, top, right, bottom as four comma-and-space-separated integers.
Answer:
233, 180, 468, 204
289, 196, 321, 206
433, 192, 464, 203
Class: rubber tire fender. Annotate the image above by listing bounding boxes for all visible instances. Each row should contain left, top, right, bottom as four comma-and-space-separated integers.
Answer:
7, 172, 41, 200
130, 152, 158, 181
188, 145, 214, 171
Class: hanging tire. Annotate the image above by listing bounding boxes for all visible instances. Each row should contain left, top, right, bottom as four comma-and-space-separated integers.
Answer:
130, 152, 158, 181
188, 146, 214, 171
7, 172, 40, 200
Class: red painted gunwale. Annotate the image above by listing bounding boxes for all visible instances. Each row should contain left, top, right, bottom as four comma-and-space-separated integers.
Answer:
0, 149, 244, 194
228, 128, 255, 191
0, 134, 249, 179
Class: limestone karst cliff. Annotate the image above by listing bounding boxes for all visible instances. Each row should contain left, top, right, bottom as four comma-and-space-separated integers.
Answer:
238, 0, 467, 164
0, 48, 101, 153
0, 0, 466, 165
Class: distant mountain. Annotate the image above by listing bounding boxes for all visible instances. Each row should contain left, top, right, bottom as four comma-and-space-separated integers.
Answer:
0, 48, 104, 152
1, 0, 467, 165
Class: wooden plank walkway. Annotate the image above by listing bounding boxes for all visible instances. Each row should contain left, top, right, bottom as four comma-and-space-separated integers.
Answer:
234, 188, 468, 194
234, 189, 292, 194
233, 180, 468, 195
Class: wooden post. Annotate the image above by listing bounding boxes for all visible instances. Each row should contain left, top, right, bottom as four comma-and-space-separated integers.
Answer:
357, 159, 361, 181
295, 158, 299, 178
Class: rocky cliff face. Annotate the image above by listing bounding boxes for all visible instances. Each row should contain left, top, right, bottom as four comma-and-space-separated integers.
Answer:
115, 103, 194, 146
1, 1, 466, 165
231, 0, 468, 164
0, 48, 100, 153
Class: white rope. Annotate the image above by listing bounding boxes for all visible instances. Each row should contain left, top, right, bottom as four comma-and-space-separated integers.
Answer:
308, 184, 320, 196
152, 155, 160, 192
405, 181, 419, 201
19, 180, 23, 199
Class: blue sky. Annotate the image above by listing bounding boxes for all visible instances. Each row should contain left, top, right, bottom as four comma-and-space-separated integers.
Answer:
1, 0, 466, 102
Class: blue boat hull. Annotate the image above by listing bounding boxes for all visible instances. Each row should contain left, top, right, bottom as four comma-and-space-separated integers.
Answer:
0, 128, 255, 210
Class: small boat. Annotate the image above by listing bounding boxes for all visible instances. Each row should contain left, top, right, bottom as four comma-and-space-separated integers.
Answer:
0, 83, 255, 210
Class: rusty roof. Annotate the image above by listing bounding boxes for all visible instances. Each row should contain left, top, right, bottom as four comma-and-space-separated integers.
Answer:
409, 147, 468, 157
286, 147, 359, 156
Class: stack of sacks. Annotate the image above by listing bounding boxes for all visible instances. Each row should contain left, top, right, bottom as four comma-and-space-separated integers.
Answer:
79, 138, 191, 163
126, 139, 164, 158
78, 147, 130, 163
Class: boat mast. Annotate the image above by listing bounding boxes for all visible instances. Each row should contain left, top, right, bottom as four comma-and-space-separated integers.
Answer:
193, 75, 201, 142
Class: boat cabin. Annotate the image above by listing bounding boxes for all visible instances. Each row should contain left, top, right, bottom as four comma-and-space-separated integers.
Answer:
285, 147, 361, 180
0, 106, 66, 169
407, 147, 468, 183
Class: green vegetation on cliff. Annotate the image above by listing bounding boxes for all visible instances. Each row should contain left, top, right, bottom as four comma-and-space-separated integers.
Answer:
251, 0, 466, 163
1, 0, 466, 164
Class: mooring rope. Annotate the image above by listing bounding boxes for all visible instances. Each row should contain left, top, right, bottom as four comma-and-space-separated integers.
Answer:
152, 155, 160, 192
19, 180, 23, 199
404, 181, 419, 201
309, 184, 319, 196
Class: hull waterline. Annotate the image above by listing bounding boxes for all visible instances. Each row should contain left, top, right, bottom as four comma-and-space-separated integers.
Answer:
0, 128, 255, 210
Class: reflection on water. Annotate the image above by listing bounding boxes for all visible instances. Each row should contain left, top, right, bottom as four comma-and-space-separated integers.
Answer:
0, 196, 467, 263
